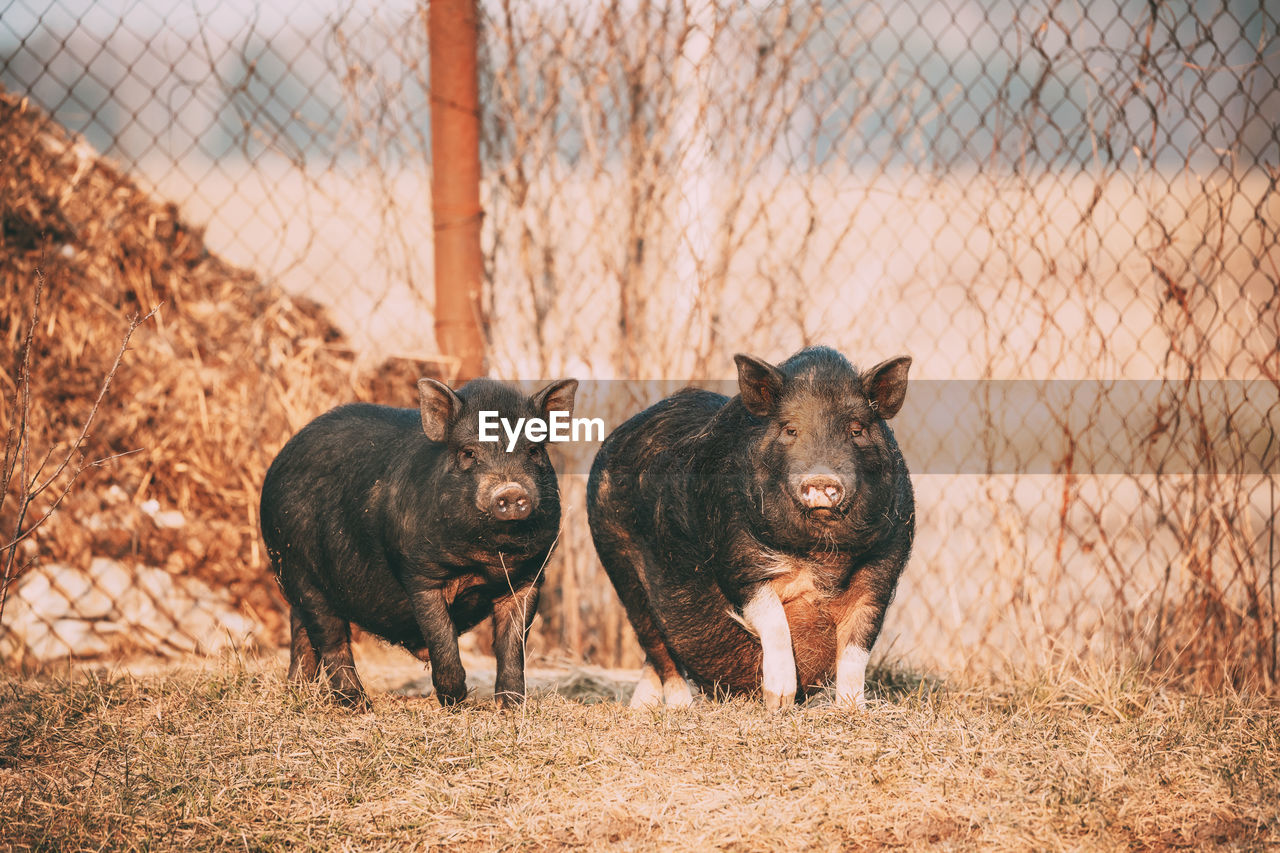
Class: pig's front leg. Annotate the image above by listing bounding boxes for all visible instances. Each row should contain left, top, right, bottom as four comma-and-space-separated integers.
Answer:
403, 574, 468, 706
491, 580, 541, 707
741, 584, 796, 711
833, 570, 894, 710
836, 644, 870, 709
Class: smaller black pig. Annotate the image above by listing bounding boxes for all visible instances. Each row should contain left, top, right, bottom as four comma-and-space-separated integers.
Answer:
588, 346, 912, 710
260, 377, 576, 709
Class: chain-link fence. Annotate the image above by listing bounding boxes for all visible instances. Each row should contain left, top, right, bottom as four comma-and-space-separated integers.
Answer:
2, 0, 1277, 687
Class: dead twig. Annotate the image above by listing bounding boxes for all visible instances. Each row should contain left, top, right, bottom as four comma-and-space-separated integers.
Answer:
0, 268, 159, 624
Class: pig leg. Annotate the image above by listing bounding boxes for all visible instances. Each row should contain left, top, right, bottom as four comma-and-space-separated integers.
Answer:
647, 651, 693, 708
591, 526, 691, 707
297, 599, 368, 709
623, 606, 692, 708
278, 565, 367, 707
629, 661, 664, 708
491, 581, 540, 707
835, 644, 871, 710
287, 609, 321, 682
741, 584, 796, 711
404, 576, 468, 706
660, 667, 694, 706
621, 601, 693, 707
832, 573, 894, 710
629, 656, 692, 708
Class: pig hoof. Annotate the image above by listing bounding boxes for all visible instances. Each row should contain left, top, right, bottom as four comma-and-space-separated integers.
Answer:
629, 678, 663, 709
662, 679, 693, 707
763, 690, 795, 712
333, 690, 372, 712
494, 690, 525, 709
834, 690, 868, 710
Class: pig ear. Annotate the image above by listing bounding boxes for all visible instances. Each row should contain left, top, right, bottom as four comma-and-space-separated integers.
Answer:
532, 378, 578, 419
418, 378, 463, 443
863, 356, 911, 419
734, 354, 785, 418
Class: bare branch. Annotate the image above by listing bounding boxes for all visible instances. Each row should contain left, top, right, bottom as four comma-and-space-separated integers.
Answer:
0, 277, 160, 623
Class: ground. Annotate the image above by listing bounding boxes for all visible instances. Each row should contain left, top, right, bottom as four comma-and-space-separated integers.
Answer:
1, 643, 1277, 851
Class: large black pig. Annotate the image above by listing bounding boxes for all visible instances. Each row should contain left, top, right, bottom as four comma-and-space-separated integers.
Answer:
587, 347, 912, 710
261, 377, 577, 709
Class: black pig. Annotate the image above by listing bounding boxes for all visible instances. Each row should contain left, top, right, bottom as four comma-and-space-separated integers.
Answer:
261, 377, 577, 709
587, 347, 912, 710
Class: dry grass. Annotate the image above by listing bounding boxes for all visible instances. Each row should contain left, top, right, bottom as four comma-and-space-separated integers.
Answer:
1, 653, 1276, 851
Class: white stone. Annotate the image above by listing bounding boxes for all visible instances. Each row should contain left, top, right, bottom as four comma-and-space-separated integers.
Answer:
182, 604, 220, 652
49, 564, 91, 600
0, 593, 34, 638
16, 570, 52, 608
175, 586, 255, 653
134, 565, 179, 605
129, 617, 183, 653
76, 587, 115, 620
161, 626, 198, 654
140, 499, 160, 516
0, 630, 21, 660
7, 559, 259, 660
215, 609, 253, 641
87, 557, 132, 601
153, 510, 185, 530
182, 574, 218, 600
24, 622, 69, 661
20, 572, 72, 621
117, 586, 173, 636
50, 618, 89, 648
48, 565, 113, 620
50, 618, 112, 657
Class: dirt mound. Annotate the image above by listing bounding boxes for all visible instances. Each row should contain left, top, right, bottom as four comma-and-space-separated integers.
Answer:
0, 90, 440, 652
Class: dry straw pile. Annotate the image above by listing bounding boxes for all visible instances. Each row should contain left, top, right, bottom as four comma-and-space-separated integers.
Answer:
0, 89, 435, 654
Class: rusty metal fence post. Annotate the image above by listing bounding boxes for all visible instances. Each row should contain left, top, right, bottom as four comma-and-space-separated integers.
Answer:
427, 0, 487, 381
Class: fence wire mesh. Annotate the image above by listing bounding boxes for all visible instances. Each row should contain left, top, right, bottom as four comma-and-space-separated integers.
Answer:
1, 0, 1277, 687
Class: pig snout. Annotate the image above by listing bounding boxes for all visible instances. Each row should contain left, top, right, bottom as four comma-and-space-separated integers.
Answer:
489, 483, 534, 521
796, 473, 845, 509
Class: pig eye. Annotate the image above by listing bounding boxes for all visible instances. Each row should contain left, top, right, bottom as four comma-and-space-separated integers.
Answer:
850, 422, 864, 437
783, 425, 799, 437
460, 448, 477, 461
527, 444, 541, 458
